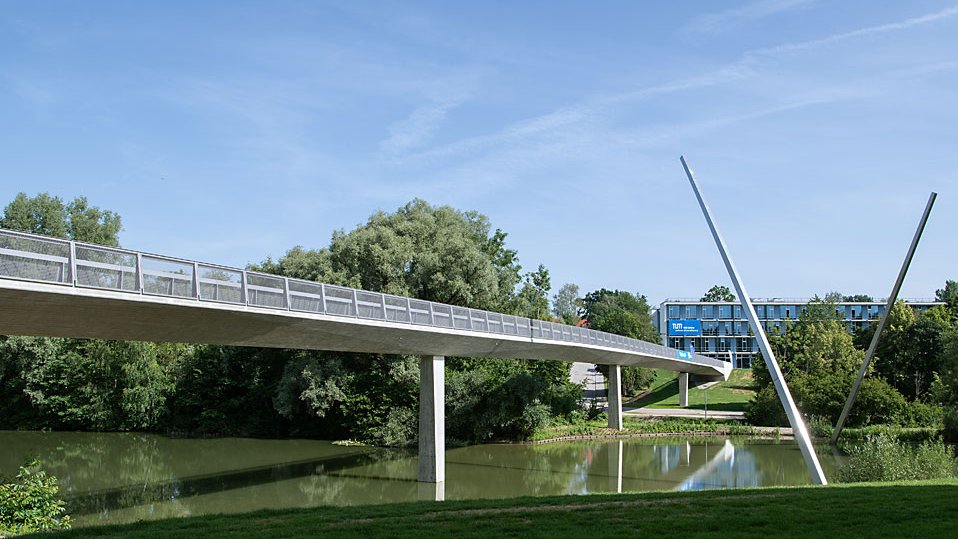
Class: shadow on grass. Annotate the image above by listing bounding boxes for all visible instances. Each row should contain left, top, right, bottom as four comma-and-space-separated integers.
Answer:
628, 380, 679, 408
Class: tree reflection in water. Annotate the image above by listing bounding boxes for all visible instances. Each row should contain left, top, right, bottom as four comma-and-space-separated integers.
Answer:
0, 431, 839, 527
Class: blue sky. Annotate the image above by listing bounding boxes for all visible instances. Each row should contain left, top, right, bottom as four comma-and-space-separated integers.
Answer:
2, 1, 956, 305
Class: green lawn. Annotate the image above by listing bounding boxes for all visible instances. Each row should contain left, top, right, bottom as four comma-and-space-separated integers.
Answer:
43, 480, 958, 538
627, 369, 756, 412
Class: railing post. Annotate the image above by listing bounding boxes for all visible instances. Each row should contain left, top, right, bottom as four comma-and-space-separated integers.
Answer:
284, 277, 292, 310
380, 293, 388, 320
241, 271, 249, 305
351, 289, 359, 316
428, 303, 436, 325
68, 241, 77, 286
136, 253, 144, 293
192, 262, 200, 299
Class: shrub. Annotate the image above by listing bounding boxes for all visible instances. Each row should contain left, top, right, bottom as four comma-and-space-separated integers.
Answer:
943, 406, 958, 444
837, 433, 957, 483
895, 400, 944, 428
0, 459, 71, 535
745, 385, 787, 426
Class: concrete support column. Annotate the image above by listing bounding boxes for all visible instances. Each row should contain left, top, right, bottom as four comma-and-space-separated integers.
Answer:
418, 355, 444, 484
678, 372, 689, 408
607, 365, 622, 430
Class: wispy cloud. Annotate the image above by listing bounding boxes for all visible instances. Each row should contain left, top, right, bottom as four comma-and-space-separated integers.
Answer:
380, 95, 468, 156
400, 3, 958, 170
683, 0, 816, 36
748, 3, 958, 57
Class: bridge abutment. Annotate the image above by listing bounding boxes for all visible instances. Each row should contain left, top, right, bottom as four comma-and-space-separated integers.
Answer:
678, 372, 689, 407
418, 355, 445, 484
607, 364, 622, 430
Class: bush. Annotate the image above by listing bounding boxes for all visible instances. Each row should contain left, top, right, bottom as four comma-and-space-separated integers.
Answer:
895, 400, 944, 428
0, 459, 71, 535
944, 406, 958, 444
745, 385, 787, 426
837, 433, 957, 483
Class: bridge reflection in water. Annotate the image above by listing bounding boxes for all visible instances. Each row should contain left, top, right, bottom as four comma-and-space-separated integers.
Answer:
0, 431, 838, 527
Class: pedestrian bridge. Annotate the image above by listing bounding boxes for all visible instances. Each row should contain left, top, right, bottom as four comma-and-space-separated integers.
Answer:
0, 228, 730, 489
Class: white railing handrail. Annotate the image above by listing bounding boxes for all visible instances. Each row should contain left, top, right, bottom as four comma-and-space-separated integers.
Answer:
0, 227, 725, 368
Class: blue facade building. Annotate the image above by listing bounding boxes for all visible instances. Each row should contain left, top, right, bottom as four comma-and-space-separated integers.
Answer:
653, 298, 942, 368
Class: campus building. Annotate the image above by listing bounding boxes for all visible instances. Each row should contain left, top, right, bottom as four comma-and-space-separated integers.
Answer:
653, 298, 943, 369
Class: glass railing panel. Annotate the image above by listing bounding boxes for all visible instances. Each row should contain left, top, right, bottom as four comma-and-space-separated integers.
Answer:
289, 280, 325, 313
408, 299, 432, 325
74, 244, 138, 292
197, 264, 243, 304
141, 255, 195, 298
246, 272, 287, 309
0, 230, 71, 284
323, 285, 356, 316
431, 303, 453, 328
356, 290, 385, 319
384, 295, 411, 322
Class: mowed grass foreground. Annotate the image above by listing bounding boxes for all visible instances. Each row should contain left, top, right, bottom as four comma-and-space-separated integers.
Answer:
46, 480, 958, 538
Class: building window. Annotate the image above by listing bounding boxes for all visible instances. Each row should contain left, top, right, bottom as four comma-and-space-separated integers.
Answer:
669, 305, 680, 318
671, 338, 682, 348
686, 305, 695, 319
733, 305, 742, 319
738, 338, 753, 352
703, 322, 719, 336
767, 306, 777, 319
719, 305, 732, 318
718, 338, 729, 352
702, 305, 714, 319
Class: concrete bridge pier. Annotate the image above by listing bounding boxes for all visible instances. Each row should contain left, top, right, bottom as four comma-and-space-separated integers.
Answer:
678, 372, 689, 407
419, 355, 445, 486
607, 364, 622, 430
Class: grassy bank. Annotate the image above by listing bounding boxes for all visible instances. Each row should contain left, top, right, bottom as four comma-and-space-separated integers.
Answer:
44, 480, 958, 538
627, 369, 755, 411
529, 416, 770, 442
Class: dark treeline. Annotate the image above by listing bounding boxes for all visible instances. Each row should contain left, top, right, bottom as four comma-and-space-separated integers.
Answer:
0, 194, 660, 445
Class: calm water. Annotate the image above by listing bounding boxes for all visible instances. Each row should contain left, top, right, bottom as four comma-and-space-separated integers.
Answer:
0, 431, 842, 527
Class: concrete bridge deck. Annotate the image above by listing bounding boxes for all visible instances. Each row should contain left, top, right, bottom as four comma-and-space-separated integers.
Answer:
0, 228, 731, 490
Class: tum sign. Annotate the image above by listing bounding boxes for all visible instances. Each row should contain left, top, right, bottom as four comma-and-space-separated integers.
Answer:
668, 320, 701, 336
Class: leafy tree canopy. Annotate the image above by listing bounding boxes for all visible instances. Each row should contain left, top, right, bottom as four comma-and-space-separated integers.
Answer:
581, 289, 657, 342
0, 192, 121, 246
252, 199, 521, 311
552, 283, 583, 325
700, 285, 735, 302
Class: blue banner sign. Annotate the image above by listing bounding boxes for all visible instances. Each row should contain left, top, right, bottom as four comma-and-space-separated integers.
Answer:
676, 350, 692, 360
668, 319, 701, 336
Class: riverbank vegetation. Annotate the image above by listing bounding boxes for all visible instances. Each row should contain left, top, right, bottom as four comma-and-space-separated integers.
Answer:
0, 460, 70, 536
41, 480, 958, 538
529, 416, 763, 442
745, 291, 958, 438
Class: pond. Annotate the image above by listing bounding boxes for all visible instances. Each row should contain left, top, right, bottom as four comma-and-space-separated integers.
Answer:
0, 431, 843, 527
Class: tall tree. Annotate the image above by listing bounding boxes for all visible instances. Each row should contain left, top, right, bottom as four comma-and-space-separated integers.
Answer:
582, 289, 658, 394
581, 289, 658, 343
700, 285, 735, 302
937, 280, 958, 321
512, 264, 551, 320
552, 283, 583, 325
252, 199, 520, 311
0, 192, 122, 246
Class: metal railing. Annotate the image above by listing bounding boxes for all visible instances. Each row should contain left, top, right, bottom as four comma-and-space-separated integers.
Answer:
0, 228, 722, 366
